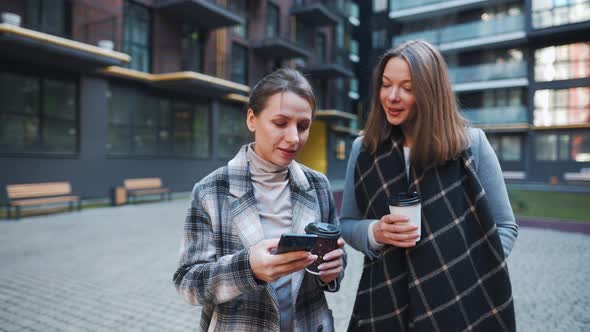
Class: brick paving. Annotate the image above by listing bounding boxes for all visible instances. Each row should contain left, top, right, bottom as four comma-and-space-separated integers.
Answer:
0, 199, 588, 331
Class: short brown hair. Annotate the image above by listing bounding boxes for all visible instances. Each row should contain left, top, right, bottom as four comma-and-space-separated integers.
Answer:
247, 68, 316, 116
363, 40, 468, 169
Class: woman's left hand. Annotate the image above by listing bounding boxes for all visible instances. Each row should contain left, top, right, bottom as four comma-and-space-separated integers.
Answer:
318, 238, 345, 284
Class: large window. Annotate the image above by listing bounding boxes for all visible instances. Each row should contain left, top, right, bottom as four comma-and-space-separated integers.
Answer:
534, 87, 590, 126
535, 132, 590, 162
231, 43, 248, 85
107, 85, 209, 158
374, 0, 387, 12
315, 33, 326, 63
532, 0, 590, 29
123, 1, 151, 72
0, 72, 77, 154
218, 103, 250, 158
488, 135, 523, 161
181, 27, 202, 72
483, 88, 525, 108
266, 2, 280, 38
535, 42, 590, 82
26, 0, 68, 37
373, 29, 387, 49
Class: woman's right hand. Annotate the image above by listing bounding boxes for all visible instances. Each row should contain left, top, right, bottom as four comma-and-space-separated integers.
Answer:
373, 214, 419, 248
249, 239, 317, 283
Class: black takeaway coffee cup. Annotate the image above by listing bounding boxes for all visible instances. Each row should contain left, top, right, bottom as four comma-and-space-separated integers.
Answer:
304, 222, 341, 275
388, 192, 422, 241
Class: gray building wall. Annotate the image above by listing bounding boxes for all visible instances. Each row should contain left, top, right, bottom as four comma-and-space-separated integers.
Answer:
0, 75, 236, 203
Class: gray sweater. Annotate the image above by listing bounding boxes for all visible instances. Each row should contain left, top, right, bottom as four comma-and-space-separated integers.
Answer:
340, 127, 518, 258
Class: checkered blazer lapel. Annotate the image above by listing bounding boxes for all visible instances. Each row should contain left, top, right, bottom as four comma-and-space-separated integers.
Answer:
349, 130, 515, 332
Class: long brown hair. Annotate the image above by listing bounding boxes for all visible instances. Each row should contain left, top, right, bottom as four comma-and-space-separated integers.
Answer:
363, 40, 468, 169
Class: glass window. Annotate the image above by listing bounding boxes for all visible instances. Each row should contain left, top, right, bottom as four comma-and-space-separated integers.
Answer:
181, 28, 202, 72
266, 2, 280, 38
373, 0, 387, 12
571, 132, 590, 162
231, 0, 248, 37
372, 29, 387, 49
315, 33, 326, 63
26, 0, 68, 37
558, 134, 570, 160
534, 87, 590, 126
336, 23, 345, 48
350, 39, 359, 62
123, 1, 151, 72
532, 0, 590, 29
535, 42, 590, 82
107, 84, 209, 158
218, 103, 249, 158
536, 134, 558, 160
231, 43, 248, 85
0, 72, 77, 154
501, 136, 522, 161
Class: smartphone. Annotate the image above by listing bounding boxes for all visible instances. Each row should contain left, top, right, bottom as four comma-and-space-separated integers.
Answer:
274, 233, 318, 255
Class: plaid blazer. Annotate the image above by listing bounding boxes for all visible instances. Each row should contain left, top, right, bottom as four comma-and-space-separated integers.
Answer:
174, 145, 343, 332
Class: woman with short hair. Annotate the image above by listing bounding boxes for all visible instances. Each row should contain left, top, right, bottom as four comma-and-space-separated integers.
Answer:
174, 68, 345, 332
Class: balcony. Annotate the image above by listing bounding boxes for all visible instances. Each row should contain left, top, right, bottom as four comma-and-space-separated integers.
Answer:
156, 0, 244, 30
251, 34, 310, 60
449, 61, 528, 92
389, 0, 489, 21
393, 14, 525, 52
300, 49, 354, 79
0, 22, 129, 70
461, 106, 529, 131
291, 0, 339, 27
101, 66, 250, 98
315, 110, 359, 136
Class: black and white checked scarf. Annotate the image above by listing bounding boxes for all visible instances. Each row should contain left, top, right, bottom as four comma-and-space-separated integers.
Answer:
349, 128, 515, 332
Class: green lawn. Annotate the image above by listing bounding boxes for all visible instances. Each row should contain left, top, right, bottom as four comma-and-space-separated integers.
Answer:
508, 190, 590, 222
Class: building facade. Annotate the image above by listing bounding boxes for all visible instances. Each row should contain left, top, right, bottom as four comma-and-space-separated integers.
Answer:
0, 0, 361, 203
362, 0, 589, 186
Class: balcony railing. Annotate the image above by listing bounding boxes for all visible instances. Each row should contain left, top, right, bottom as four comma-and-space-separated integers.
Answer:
391, 0, 447, 11
390, 0, 489, 12
291, 0, 339, 26
393, 14, 524, 47
448, 61, 527, 84
251, 33, 310, 60
461, 106, 528, 125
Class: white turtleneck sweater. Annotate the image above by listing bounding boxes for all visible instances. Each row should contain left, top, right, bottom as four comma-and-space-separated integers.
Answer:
246, 144, 293, 332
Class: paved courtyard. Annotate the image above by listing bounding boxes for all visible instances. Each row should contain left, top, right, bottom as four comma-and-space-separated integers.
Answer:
0, 199, 588, 331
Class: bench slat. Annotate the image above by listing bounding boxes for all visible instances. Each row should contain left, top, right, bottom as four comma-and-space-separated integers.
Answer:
7, 182, 72, 199
124, 178, 163, 190
10, 195, 79, 206
128, 188, 170, 196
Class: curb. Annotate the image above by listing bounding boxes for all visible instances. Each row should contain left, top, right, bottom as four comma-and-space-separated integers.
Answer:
517, 218, 590, 235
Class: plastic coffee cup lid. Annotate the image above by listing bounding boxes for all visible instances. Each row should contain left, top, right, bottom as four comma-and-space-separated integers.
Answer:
304, 223, 341, 239
388, 192, 421, 207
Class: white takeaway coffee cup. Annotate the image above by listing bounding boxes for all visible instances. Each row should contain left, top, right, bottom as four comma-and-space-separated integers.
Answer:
388, 192, 422, 241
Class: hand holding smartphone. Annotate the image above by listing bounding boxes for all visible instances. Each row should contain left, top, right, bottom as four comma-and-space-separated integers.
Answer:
274, 233, 318, 254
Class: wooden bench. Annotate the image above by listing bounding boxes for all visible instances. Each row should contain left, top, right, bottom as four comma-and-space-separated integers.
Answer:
123, 178, 171, 203
6, 182, 81, 219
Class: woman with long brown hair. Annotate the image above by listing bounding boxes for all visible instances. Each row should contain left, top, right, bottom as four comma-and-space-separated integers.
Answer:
340, 40, 517, 331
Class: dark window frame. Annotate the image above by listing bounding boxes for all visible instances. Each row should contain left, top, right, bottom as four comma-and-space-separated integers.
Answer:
231, 42, 249, 85
266, 1, 280, 38
106, 82, 211, 159
123, 0, 152, 73
0, 68, 79, 157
